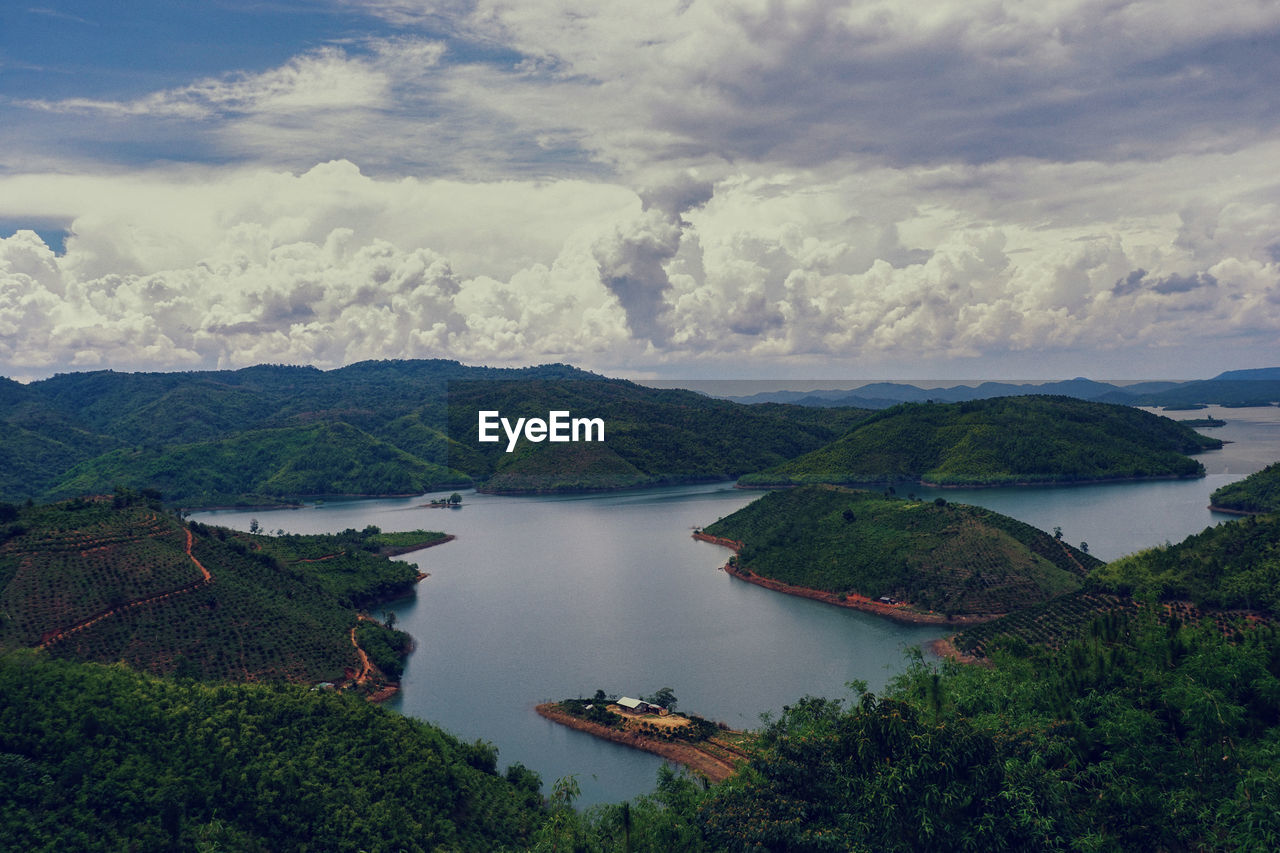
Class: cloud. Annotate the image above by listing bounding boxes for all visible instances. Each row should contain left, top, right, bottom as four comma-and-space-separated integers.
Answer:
18, 46, 398, 120
2, 149, 1278, 379
3, 3, 1280, 378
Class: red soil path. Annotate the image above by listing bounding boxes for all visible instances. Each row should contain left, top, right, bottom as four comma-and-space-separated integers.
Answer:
40, 524, 213, 649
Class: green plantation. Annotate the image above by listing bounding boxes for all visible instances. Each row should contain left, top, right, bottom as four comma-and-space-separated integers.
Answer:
740, 395, 1221, 487
703, 485, 1099, 617
0, 496, 433, 686
1090, 513, 1280, 616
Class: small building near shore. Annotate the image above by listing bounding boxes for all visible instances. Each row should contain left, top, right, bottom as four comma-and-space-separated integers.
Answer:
616, 696, 669, 715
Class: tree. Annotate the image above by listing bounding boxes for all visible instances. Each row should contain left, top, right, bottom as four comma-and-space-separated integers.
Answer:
1053, 525, 1063, 540
249, 518, 261, 534
449, 493, 462, 505
645, 687, 677, 711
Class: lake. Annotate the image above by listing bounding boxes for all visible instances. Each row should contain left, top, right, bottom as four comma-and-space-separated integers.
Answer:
194, 404, 1280, 805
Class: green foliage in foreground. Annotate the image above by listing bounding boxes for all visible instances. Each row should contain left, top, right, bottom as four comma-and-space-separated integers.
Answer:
694, 614, 1280, 851
704, 486, 1098, 616
1091, 513, 1280, 617
1210, 460, 1280, 513
0, 653, 543, 852
741, 395, 1221, 487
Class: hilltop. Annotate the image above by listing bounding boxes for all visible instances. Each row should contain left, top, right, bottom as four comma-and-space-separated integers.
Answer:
701, 485, 1100, 619
739, 395, 1220, 487
0, 492, 437, 687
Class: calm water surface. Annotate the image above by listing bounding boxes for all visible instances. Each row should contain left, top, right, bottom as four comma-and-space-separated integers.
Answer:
195, 404, 1280, 805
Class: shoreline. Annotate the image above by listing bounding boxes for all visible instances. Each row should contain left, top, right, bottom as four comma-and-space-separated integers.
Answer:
476, 475, 733, 497
926, 636, 991, 667
1207, 504, 1264, 516
534, 703, 744, 783
737, 471, 1209, 491
692, 532, 992, 626
378, 533, 456, 557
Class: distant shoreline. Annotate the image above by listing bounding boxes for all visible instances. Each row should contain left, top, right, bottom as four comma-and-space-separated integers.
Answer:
737, 471, 1207, 491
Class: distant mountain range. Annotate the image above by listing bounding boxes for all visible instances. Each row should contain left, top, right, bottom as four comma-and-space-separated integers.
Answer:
720, 369, 1280, 409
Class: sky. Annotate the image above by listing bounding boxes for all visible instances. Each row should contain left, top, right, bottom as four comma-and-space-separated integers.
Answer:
1, 0, 1279, 382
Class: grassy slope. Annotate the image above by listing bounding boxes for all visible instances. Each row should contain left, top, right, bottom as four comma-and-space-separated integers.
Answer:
1209, 461, 1280, 513
703, 486, 1099, 616
0, 498, 432, 683
740, 395, 1221, 487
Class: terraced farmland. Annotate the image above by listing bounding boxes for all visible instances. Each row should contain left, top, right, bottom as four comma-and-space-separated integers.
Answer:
0, 497, 436, 687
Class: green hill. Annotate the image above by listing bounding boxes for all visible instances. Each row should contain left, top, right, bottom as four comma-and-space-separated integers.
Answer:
0, 494, 438, 684
1089, 514, 1280, 616
1209, 461, 1280, 514
0, 360, 866, 504
702, 485, 1100, 617
740, 395, 1221, 487
447, 379, 869, 493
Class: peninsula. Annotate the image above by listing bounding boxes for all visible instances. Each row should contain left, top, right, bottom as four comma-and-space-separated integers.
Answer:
699, 485, 1100, 621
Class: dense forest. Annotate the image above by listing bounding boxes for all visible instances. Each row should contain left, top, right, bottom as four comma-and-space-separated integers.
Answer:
703, 485, 1099, 618
1090, 513, 1280, 617
0, 361, 867, 504
1209, 460, 1280, 514
740, 395, 1221, 487
0, 653, 546, 851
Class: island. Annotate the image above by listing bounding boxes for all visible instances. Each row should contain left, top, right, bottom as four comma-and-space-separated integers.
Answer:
536, 690, 751, 783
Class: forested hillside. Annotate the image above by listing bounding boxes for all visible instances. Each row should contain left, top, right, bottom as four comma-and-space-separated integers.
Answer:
0, 361, 865, 504
446, 380, 868, 492
1209, 460, 1280, 513
1090, 513, 1280, 616
0, 654, 545, 851
741, 395, 1220, 487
